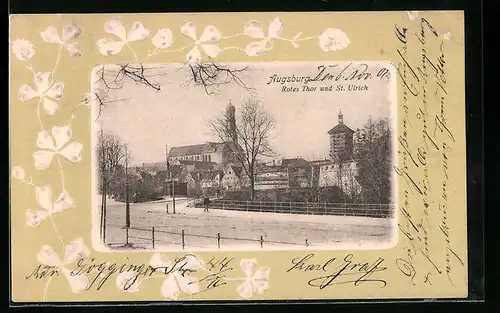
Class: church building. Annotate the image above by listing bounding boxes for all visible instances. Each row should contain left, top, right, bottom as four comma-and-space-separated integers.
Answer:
167, 101, 241, 166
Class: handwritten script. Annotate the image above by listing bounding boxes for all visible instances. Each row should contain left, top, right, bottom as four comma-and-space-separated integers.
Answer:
394, 15, 464, 288
26, 254, 236, 293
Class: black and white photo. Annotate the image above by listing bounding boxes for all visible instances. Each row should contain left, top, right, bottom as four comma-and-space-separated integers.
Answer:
91, 61, 397, 251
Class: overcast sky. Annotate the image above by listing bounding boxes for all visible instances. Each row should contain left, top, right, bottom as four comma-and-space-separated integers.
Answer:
95, 62, 395, 166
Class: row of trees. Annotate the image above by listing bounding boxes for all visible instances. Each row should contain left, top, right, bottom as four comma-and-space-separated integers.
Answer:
97, 130, 166, 240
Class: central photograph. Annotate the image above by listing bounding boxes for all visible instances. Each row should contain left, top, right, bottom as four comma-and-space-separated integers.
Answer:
91, 61, 397, 252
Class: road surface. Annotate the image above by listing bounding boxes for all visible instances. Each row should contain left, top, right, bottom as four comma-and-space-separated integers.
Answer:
100, 197, 396, 251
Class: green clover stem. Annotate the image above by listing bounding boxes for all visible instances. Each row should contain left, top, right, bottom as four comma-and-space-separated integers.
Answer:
50, 213, 64, 247
126, 43, 139, 63
36, 98, 44, 129
219, 47, 246, 53
51, 44, 63, 81
221, 33, 245, 40
56, 155, 66, 192
42, 275, 53, 301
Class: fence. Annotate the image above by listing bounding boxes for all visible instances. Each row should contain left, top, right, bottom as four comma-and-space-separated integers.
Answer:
121, 226, 310, 250
190, 199, 393, 218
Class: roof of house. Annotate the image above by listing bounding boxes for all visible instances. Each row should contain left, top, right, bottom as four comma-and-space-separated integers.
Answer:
169, 142, 223, 157
175, 160, 217, 170
282, 157, 310, 168
310, 159, 332, 166
189, 170, 223, 182
225, 165, 243, 177
142, 161, 168, 171
327, 123, 355, 135
256, 164, 288, 174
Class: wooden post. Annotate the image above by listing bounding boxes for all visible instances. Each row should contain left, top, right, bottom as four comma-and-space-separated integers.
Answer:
125, 227, 129, 246
181, 229, 185, 250
125, 144, 130, 229
324, 202, 327, 215
217, 232, 221, 249
289, 201, 292, 214
152, 227, 155, 249
260, 235, 263, 248
103, 213, 106, 244
306, 201, 309, 215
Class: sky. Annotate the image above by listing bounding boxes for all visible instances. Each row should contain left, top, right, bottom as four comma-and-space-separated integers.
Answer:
94, 62, 395, 166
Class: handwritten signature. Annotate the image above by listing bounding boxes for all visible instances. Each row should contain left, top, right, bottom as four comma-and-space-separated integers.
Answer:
287, 253, 387, 289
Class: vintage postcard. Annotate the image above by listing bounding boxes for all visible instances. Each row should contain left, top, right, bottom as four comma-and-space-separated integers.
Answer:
9, 11, 467, 303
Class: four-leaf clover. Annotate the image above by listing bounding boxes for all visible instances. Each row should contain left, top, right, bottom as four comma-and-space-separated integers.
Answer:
151, 28, 174, 50
19, 72, 64, 115
40, 24, 82, 56
149, 253, 202, 299
37, 238, 89, 293
243, 17, 284, 56
236, 259, 270, 299
33, 124, 83, 170
181, 21, 222, 63
12, 39, 35, 61
26, 185, 74, 227
97, 19, 150, 56
318, 28, 351, 52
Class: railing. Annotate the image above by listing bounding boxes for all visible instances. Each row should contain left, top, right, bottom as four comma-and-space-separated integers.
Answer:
121, 226, 310, 250
192, 199, 393, 218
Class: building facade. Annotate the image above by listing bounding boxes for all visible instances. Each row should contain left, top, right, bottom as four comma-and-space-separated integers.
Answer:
222, 165, 246, 190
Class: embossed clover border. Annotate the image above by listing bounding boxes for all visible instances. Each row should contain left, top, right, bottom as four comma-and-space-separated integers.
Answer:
11, 12, 453, 301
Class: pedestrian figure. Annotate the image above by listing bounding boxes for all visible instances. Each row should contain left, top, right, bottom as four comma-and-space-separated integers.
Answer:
166, 203, 169, 213
203, 196, 210, 213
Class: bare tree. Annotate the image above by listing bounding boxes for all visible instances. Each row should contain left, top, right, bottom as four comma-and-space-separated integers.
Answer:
208, 99, 276, 200
96, 130, 127, 242
181, 62, 254, 96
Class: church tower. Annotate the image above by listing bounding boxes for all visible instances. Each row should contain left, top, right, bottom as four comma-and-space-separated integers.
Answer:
327, 109, 354, 161
226, 100, 237, 143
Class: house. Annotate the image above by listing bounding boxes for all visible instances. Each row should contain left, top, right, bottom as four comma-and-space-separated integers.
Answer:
222, 165, 246, 190
254, 163, 289, 190
281, 157, 311, 188
310, 159, 331, 187
187, 170, 224, 196
318, 160, 362, 197
141, 161, 168, 173
169, 159, 219, 172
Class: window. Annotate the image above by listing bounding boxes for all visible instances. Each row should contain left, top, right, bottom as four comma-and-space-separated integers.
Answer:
208, 155, 211, 162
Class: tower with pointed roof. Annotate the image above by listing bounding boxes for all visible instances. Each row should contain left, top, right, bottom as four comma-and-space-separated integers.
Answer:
327, 109, 354, 161
226, 100, 237, 144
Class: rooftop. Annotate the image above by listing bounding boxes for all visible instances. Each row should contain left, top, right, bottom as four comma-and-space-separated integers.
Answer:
169, 142, 223, 157
327, 123, 355, 135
